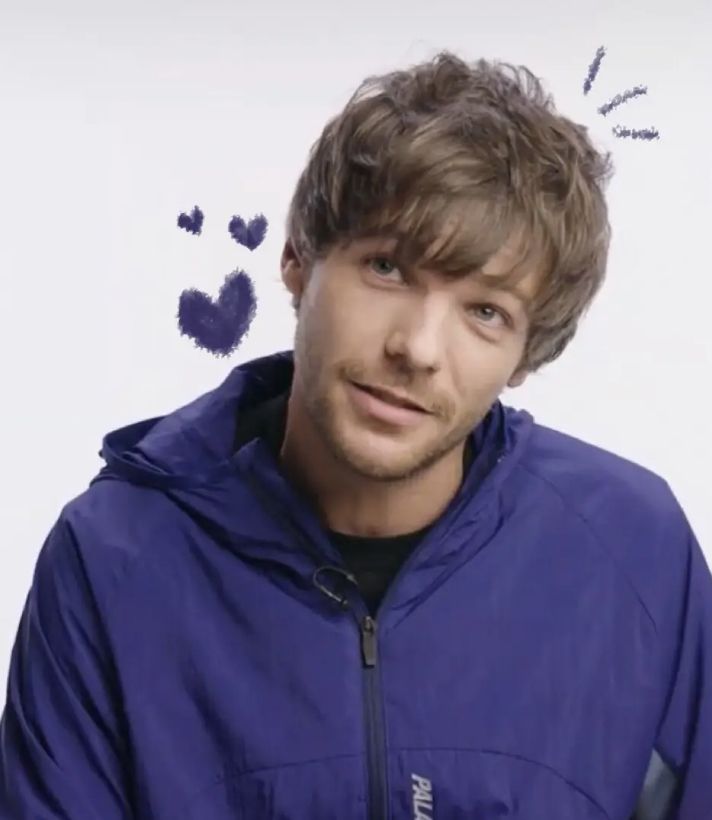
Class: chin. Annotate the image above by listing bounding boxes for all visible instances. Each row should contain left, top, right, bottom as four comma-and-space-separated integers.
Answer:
306, 380, 444, 480
328, 419, 437, 482
337, 446, 423, 482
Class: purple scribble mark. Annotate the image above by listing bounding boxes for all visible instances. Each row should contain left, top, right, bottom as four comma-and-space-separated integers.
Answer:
598, 85, 648, 116
228, 213, 268, 250
611, 125, 660, 141
582, 45, 660, 140
177, 269, 258, 357
177, 206, 204, 235
175, 208, 269, 356
583, 46, 606, 95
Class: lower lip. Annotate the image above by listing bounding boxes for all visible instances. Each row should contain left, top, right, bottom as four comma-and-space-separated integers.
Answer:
347, 382, 428, 428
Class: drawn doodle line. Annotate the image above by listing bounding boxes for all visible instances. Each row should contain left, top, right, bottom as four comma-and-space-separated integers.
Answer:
583, 46, 660, 140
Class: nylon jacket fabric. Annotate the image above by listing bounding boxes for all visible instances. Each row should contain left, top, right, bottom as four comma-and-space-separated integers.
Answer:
1, 349, 711, 819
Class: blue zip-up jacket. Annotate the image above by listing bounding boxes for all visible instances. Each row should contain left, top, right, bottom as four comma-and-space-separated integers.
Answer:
1, 349, 711, 819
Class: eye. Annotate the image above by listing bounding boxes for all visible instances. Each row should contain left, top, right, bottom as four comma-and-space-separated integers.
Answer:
469, 304, 511, 327
366, 255, 402, 279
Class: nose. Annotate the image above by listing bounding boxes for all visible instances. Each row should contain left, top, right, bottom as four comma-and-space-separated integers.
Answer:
383, 296, 450, 373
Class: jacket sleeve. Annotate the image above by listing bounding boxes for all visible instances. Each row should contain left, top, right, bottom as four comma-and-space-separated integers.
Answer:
651, 498, 712, 818
0, 515, 132, 819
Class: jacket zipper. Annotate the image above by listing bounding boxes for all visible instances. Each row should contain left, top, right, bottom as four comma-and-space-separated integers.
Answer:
352, 448, 504, 820
244, 463, 487, 820
243, 440, 508, 820
242, 462, 402, 818
360, 613, 389, 820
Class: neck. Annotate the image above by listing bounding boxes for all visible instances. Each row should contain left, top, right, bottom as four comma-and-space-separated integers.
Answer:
278, 393, 465, 538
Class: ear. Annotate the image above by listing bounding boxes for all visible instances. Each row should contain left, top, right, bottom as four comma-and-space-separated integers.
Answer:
281, 239, 307, 309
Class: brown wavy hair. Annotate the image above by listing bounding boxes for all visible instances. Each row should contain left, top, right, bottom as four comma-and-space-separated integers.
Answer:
285, 50, 614, 376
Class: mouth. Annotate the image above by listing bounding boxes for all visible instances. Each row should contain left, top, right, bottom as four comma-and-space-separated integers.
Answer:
352, 382, 428, 413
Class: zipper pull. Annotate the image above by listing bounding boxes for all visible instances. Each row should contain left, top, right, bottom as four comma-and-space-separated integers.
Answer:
360, 616, 378, 668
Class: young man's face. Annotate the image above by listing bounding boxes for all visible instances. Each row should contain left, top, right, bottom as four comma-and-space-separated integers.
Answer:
281, 233, 540, 483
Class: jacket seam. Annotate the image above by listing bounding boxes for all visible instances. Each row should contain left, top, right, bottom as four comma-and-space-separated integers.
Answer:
515, 462, 659, 637
186, 752, 363, 806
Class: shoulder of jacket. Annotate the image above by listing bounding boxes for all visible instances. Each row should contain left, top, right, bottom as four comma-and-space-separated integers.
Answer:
517, 422, 687, 634
520, 421, 675, 517
57, 478, 180, 604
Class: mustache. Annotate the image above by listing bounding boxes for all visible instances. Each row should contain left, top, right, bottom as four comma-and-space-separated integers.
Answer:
340, 364, 449, 417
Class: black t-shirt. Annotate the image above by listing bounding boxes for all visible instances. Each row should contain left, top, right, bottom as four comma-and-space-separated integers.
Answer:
234, 390, 474, 615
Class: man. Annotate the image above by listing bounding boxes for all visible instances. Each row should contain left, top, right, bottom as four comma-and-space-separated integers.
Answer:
1, 50, 710, 820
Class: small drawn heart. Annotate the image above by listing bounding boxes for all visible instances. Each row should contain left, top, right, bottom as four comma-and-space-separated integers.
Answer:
177, 205, 204, 235
228, 213, 268, 250
177, 269, 257, 357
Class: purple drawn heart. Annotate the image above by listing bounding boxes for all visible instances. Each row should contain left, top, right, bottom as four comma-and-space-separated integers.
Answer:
177, 205, 204, 235
177, 269, 257, 357
228, 213, 268, 250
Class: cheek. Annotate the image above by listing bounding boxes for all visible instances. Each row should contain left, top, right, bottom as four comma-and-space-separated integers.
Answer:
453, 361, 512, 405
320, 283, 387, 342
296, 285, 369, 372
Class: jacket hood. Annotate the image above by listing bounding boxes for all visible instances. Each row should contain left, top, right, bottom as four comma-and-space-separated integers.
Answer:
95, 349, 298, 490
91, 349, 537, 614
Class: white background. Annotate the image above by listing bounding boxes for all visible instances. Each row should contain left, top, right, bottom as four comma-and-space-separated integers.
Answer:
1, 0, 710, 699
